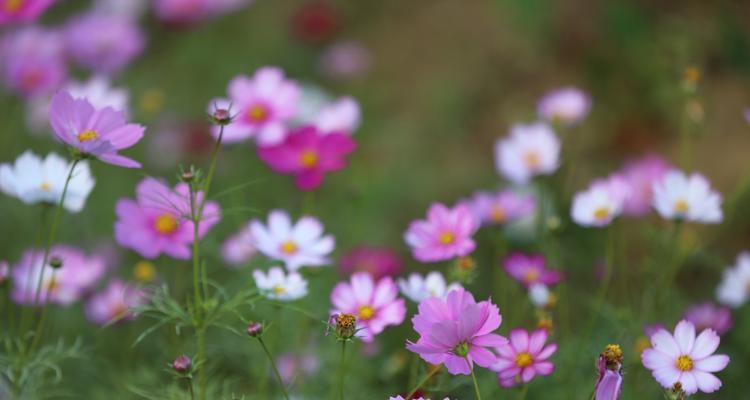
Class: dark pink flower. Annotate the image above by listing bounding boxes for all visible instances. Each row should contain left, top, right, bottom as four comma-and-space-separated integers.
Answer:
503, 253, 563, 288
404, 203, 479, 263
406, 288, 507, 375
339, 245, 403, 280
257, 125, 356, 191
683, 302, 733, 336
492, 328, 556, 387
0, 0, 55, 25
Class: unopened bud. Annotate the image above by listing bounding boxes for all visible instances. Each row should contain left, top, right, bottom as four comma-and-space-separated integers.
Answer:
172, 355, 192, 373
246, 321, 264, 337
49, 257, 63, 269
181, 171, 195, 182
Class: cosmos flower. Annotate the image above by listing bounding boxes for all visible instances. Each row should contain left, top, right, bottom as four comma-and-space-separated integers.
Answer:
85, 279, 146, 325
277, 352, 319, 386
319, 40, 371, 81
11, 245, 107, 306
503, 253, 563, 288
257, 125, 356, 191
404, 203, 479, 263
65, 11, 145, 75
330, 272, 406, 342
339, 245, 402, 280
641, 320, 729, 395
466, 189, 536, 226
221, 223, 256, 267
0, 151, 95, 213
311, 96, 361, 134
616, 154, 671, 217
114, 177, 221, 259
397, 272, 462, 303
210, 66, 300, 145
153, 0, 252, 25
250, 209, 334, 271
528, 283, 553, 308
49, 91, 145, 168
492, 328, 557, 387
537, 86, 591, 126
253, 266, 308, 301
0, 0, 55, 24
0, 260, 9, 284
407, 288, 507, 375
652, 170, 722, 223
595, 344, 624, 400
0, 27, 67, 98
494, 122, 560, 185
716, 252, 750, 308
571, 180, 624, 227
683, 302, 733, 336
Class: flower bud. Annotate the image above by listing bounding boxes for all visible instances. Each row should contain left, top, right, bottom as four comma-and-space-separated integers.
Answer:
49, 257, 63, 269
246, 321, 264, 337
594, 344, 623, 400
172, 355, 192, 374
329, 313, 357, 340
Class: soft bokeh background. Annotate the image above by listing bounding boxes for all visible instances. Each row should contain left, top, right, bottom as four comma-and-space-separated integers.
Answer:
2, 0, 750, 398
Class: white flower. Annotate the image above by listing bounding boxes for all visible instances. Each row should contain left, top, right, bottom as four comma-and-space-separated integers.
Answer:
397, 272, 461, 303
0, 151, 95, 213
716, 252, 750, 308
66, 76, 130, 115
571, 182, 623, 227
528, 283, 551, 308
253, 266, 308, 301
537, 86, 591, 125
312, 96, 361, 134
250, 210, 334, 270
495, 122, 560, 184
652, 170, 722, 223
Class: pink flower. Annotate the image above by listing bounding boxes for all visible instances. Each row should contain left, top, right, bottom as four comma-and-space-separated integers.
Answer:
404, 203, 479, 263
537, 86, 591, 125
0, 260, 8, 284
210, 66, 300, 145
491, 328, 557, 387
683, 302, 733, 336
153, 0, 251, 24
221, 223, 256, 267
495, 122, 560, 184
1, 27, 67, 98
49, 91, 145, 168
311, 96, 361, 134
503, 253, 562, 288
330, 272, 406, 342
318, 40, 371, 81
617, 154, 670, 216
257, 125, 356, 191
641, 320, 729, 395
0, 0, 55, 25
114, 177, 221, 259
594, 345, 623, 400
11, 245, 107, 306
406, 288, 507, 375
65, 12, 145, 75
466, 190, 536, 226
339, 245, 403, 280
85, 279, 146, 325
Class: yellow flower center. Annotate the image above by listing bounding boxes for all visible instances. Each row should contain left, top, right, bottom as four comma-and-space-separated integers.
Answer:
46, 277, 59, 292
77, 129, 100, 142
299, 150, 318, 168
524, 151, 541, 169
674, 199, 689, 214
676, 355, 693, 371
3, 0, 23, 12
247, 104, 268, 122
40, 182, 52, 191
280, 240, 297, 254
490, 206, 506, 222
593, 207, 610, 220
273, 285, 286, 294
515, 352, 534, 367
133, 261, 156, 283
154, 214, 178, 235
523, 269, 540, 283
439, 232, 455, 245
358, 305, 375, 321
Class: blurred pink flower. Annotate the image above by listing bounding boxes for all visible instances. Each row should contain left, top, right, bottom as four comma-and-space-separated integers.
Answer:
537, 86, 591, 126
153, 0, 251, 24
571, 179, 624, 228
652, 170, 722, 223
407, 288, 506, 375
339, 245, 402, 280
0, 260, 9, 284
277, 352, 319, 385
0, 0, 55, 25
49, 91, 145, 168
642, 320, 729, 395
644, 323, 666, 338
404, 203, 479, 263
0, 27, 67, 98
312, 96, 361, 134
221, 223, 256, 267
11, 245, 106, 306
257, 125, 356, 191
65, 12, 145, 75
210, 66, 300, 145
114, 177, 221, 259
503, 253, 562, 287
330, 272, 406, 342
492, 328, 556, 387
683, 302, 733, 336
319, 40, 371, 81
617, 154, 670, 217
85, 279, 146, 325
466, 190, 535, 226
495, 122, 560, 184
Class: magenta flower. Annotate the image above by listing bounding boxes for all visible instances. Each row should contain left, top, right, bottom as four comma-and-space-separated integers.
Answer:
406, 288, 507, 375
503, 253, 563, 288
210, 66, 300, 145
404, 203, 479, 263
467, 189, 536, 226
330, 272, 406, 342
641, 320, 729, 395
1, 27, 67, 98
49, 91, 145, 168
153, 0, 251, 24
11, 245, 106, 306
594, 345, 624, 400
683, 302, 733, 336
65, 11, 145, 75
339, 245, 403, 280
85, 279, 146, 325
257, 125, 356, 191
492, 328, 557, 387
0, 0, 54, 25
617, 154, 670, 217
114, 177, 221, 259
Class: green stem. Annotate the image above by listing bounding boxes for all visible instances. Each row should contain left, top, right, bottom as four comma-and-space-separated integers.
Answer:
338, 340, 347, 400
197, 328, 206, 400
257, 337, 289, 400
470, 366, 483, 400
518, 383, 529, 400
585, 225, 616, 334
187, 378, 195, 400
406, 365, 441, 400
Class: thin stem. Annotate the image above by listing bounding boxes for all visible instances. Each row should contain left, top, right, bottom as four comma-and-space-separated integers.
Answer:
257, 337, 289, 400
187, 378, 195, 400
517, 383, 529, 400
585, 225, 616, 334
406, 365, 442, 400
197, 328, 206, 400
338, 340, 347, 400
470, 366, 483, 400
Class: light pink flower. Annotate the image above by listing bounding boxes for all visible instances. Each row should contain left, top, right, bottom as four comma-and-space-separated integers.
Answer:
319, 40, 371, 81
641, 320, 729, 395
467, 189, 535, 226
221, 223, 256, 267
311, 96, 361, 134
0, 0, 55, 25
65, 11, 145, 75
330, 272, 406, 342
404, 203, 479, 263
85, 279, 146, 325
492, 328, 556, 387
0, 27, 67, 98
683, 302, 733, 336
617, 154, 671, 216
537, 86, 591, 125
495, 122, 560, 184
503, 253, 562, 288
153, 0, 251, 24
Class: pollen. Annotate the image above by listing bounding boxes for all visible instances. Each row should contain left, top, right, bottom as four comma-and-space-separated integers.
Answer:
524, 151, 541, 169
154, 214, 178, 235
515, 352, 534, 367
247, 104, 268, 122
676, 355, 693, 371
358, 305, 375, 320
603, 344, 623, 363
46, 277, 59, 292
77, 129, 100, 142
439, 232, 455, 245
674, 199, 689, 214
593, 207, 610, 220
490, 206, 506, 222
299, 150, 318, 168
280, 240, 297, 254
